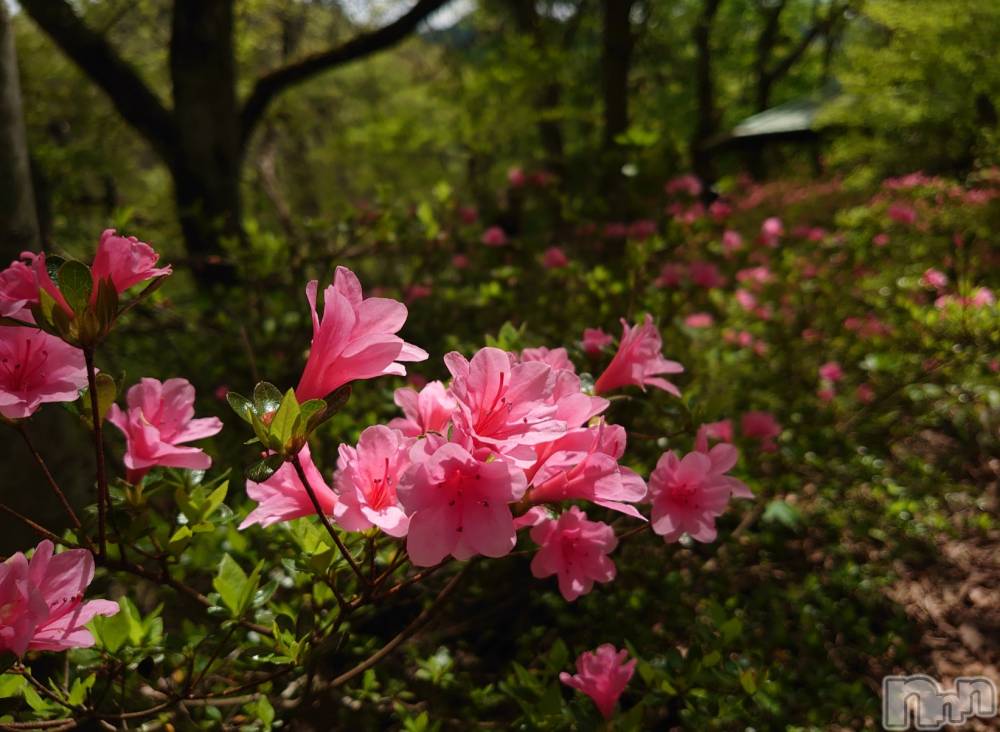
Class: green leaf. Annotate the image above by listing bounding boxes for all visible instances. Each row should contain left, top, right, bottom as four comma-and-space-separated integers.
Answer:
252, 382, 283, 417
168, 525, 193, 554
297, 398, 327, 434
740, 669, 758, 695
762, 500, 802, 530
270, 388, 301, 450
325, 385, 351, 416
246, 454, 284, 482
94, 276, 119, 330
0, 674, 24, 698
214, 554, 249, 616
91, 602, 132, 653
254, 695, 275, 729
79, 373, 117, 424
226, 392, 255, 424
67, 674, 96, 706
57, 260, 92, 315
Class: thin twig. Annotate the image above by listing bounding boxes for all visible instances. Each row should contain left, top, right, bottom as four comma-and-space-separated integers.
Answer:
83, 349, 108, 560
291, 454, 368, 586
0, 504, 79, 548
16, 424, 89, 546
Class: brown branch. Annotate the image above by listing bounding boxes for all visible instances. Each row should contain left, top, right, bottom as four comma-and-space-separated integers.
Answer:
239, 0, 451, 147
83, 349, 108, 560
0, 504, 79, 548
18, 0, 176, 161
329, 562, 472, 689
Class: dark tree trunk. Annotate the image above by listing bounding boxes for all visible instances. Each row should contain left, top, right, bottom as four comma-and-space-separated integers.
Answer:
690, 0, 722, 186
0, 1, 40, 259
601, 0, 634, 150
169, 0, 242, 280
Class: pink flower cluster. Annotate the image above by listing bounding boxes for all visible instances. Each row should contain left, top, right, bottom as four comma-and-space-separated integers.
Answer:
0, 540, 118, 657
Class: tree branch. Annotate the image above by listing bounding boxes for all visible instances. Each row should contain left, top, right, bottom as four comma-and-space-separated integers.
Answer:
239, 0, 451, 148
18, 0, 176, 161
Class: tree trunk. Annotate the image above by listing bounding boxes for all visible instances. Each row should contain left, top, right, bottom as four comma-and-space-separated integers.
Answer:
169, 0, 242, 281
0, 1, 40, 259
690, 0, 722, 186
601, 0, 634, 150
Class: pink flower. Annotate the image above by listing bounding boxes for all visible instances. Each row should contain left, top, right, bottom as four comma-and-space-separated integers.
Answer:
481, 226, 508, 247
334, 426, 411, 537
740, 411, 781, 451
819, 361, 844, 383
921, 268, 948, 290
0, 540, 118, 657
389, 381, 456, 437
709, 199, 732, 221
90, 230, 172, 296
458, 205, 479, 224
688, 261, 724, 289
525, 422, 647, 519
697, 419, 733, 446
654, 262, 686, 288
445, 347, 564, 460
627, 219, 657, 240
873, 233, 890, 247
856, 383, 875, 403
665, 174, 702, 197
594, 315, 683, 396
817, 387, 836, 402
760, 217, 783, 247
969, 287, 995, 307
452, 254, 470, 269
648, 444, 752, 543
581, 328, 614, 356
405, 283, 432, 302
684, 312, 714, 328
108, 377, 223, 481
603, 222, 629, 239
560, 645, 636, 719
736, 266, 773, 288
521, 346, 575, 373
529, 507, 617, 601
722, 230, 744, 254
0, 325, 87, 420
240, 445, 336, 529
887, 202, 917, 226
296, 267, 428, 401
397, 442, 527, 566
0, 255, 40, 317
507, 166, 527, 187
542, 246, 569, 269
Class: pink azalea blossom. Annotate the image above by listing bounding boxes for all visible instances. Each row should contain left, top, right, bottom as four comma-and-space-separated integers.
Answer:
108, 377, 223, 481
507, 167, 527, 187
525, 422, 647, 519
529, 507, 617, 601
581, 328, 614, 356
709, 199, 732, 221
760, 217, 784, 247
0, 325, 87, 419
722, 230, 744, 254
296, 267, 428, 401
405, 283, 432, 302
397, 442, 527, 566
627, 219, 657, 240
593, 315, 683, 396
736, 266, 773, 288
452, 254, 470, 269
458, 205, 479, 224
542, 246, 569, 269
819, 361, 845, 383
0, 540, 119, 657
521, 346, 575, 373
445, 347, 564, 460
603, 222, 629, 239
688, 261, 725, 289
684, 312, 714, 329
873, 233, 890, 247
665, 174, 702, 197
0, 255, 40, 317
334, 426, 411, 537
817, 387, 836, 402
856, 383, 876, 403
654, 262, 686, 288
648, 444, 752, 543
481, 226, 508, 247
240, 444, 337, 529
921, 268, 948, 290
740, 411, 781, 451
887, 202, 918, 226
696, 419, 733, 446
560, 644, 636, 719
389, 381, 456, 437
90, 229, 172, 296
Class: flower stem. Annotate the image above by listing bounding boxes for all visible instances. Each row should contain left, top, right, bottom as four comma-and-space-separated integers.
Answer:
290, 453, 369, 586
83, 348, 108, 561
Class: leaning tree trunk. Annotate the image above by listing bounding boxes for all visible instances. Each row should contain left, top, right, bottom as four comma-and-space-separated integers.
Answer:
169, 0, 242, 282
0, 1, 40, 260
600, 0, 635, 213
690, 0, 722, 188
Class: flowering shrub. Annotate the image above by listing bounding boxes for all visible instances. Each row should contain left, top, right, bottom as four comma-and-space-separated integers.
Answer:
0, 167, 996, 728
